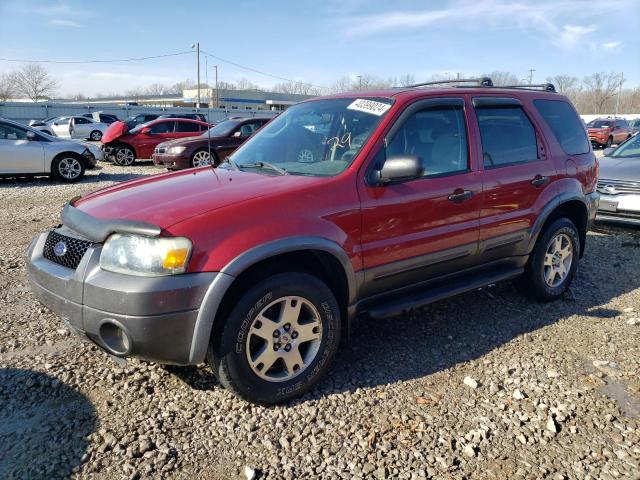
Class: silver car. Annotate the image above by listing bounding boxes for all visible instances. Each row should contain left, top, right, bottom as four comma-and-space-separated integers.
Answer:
597, 134, 640, 225
0, 118, 98, 183
50, 115, 109, 141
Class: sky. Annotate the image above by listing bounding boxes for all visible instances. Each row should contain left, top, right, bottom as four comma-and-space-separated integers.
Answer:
0, 0, 638, 97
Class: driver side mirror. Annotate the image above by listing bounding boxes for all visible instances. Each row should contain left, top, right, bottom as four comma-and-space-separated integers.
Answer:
26, 131, 38, 141
372, 154, 423, 185
141, 127, 152, 135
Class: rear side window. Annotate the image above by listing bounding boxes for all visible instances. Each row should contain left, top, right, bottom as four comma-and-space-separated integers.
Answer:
534, 100, 589, 155
475, 106, 538, 168
175, 121, 200, 133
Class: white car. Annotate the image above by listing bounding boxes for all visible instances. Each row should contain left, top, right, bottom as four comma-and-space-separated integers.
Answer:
50, 115, 109, 141
0, 118, 98, 182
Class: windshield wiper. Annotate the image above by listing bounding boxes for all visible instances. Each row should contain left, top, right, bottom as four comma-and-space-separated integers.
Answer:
223, 156, 239, 171
238, 161, 288, 176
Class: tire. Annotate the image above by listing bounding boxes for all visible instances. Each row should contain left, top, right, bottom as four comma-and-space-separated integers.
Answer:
518, 218, 580, 301
190, 149, 216, 168
89, 130, 103, 141
114, 146, 136, 166
208, 272, 341, 405
51, 154, 85, 183
606, 136, 613, 148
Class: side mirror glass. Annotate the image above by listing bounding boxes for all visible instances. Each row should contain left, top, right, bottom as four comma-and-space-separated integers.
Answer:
603, 147, 615, 156
26, 131, 38, 141
141, 127, 152, 135
373, 154, 423, 185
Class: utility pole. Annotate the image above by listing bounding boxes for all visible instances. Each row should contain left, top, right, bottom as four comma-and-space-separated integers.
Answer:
191, 42, 200, 108
214, 65, 219, 109
357, 75, 362, 91
527, 69, 536, 85
615, 72, 624, 116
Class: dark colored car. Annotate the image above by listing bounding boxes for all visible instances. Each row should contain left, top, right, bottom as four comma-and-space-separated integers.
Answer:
101, 118, 210, 166
26, 79, 598, 405
596, 134, 640, 225
124, 113, 208, 129
82, 113, 119, 124
587, 117, 633, 148
152, 117, 271, 169
628, 118, 640, 136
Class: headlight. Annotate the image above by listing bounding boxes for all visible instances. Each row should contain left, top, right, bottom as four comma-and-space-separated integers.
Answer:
167, 146, 186, 155
100, 234, 192, 276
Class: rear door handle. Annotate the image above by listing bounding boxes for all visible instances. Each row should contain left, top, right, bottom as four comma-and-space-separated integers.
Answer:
531, 175, 550, 187
448, 189, 474, 202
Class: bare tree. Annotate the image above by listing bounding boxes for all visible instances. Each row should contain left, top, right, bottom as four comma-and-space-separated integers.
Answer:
581, 72, 624, 113
235, 78, 262, 91
216, 81, 237, 90
170, 79, 196, 93
482, 71, 520, 86
12, 63, 59, 101
0, 72, 17, 101
272, 81, 320, 95
144, 83, 170, 95
397, 73, 416, 87
330, 76, 355, 93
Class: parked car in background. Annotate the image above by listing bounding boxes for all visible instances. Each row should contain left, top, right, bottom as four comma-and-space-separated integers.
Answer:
26, 81, 598, 404
159, 113, 208, 122
82, 112, 119, 124
31, 117, 65, 135
152, 117, 271, 169
102, 118, 209, 165
29, 116, 60, 128
587, 117, 633, 148
597, 134, 640, 225
0, 118, 97, 182
124, 113, 208, 129
49, 116, 110, 141
628, 118, 640, 136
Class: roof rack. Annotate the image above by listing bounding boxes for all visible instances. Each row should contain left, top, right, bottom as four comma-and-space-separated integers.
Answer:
405, 77, 494, 88
499, 83, 556, 93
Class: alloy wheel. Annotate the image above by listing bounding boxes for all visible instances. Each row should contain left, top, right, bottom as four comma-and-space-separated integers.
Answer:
57, 157, 82, 180
192, 150, 211, 167
116, 148, 135, 166
245, 295, 322, 382
543, 233, 573, 287
90, 130, 102, 141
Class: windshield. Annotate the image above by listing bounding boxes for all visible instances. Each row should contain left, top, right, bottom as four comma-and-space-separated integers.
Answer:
587, 120, 612, 128
610, 134, 640, 158
202, 119, 241, 137
223, 97, 392, 176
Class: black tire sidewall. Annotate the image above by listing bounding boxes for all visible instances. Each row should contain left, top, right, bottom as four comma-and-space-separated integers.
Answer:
212, 272, 341, 404
90, 130, 102, 141
52, 155, 85, 183
528, 218, 580, 300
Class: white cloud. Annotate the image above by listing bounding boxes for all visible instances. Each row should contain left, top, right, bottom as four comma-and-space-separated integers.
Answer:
48, 19, 81, 28
602, 41, 622, 50
553, 24, 598, 51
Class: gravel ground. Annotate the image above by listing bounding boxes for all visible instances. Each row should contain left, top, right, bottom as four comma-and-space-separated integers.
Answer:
1, 158, 639, 479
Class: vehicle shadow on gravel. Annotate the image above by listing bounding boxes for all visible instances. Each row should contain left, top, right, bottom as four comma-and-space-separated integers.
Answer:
308, 226, 640, 399
0, 368, 96, 479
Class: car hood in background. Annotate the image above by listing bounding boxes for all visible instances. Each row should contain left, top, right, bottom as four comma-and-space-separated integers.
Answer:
598, 155, 640, 182
101, 121, 129, 143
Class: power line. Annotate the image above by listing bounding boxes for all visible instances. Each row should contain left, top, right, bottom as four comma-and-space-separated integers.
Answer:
200, 50, 330, 91
0, 51, 193, 64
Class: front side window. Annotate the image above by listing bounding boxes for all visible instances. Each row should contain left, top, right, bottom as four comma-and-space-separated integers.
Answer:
587, 120, 612, 128
74, 117, 90, 124
175, 121, 200, 133
534, 99, 590, 155
0, 123, 29, 140
149, 121, 175, 134
386, 105, 468, 177
224, 97, 392, 176
476, 106, 538, 168
610, 134, 640, 158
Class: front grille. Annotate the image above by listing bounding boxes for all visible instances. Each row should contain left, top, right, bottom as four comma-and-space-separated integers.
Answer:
597, 178, 640, 195
43, 230, 94, 270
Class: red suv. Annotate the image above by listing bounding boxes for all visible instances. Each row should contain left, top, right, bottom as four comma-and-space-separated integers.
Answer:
101, 118, 210, 166
587, 117, 633, 148
27, 79, 598, 405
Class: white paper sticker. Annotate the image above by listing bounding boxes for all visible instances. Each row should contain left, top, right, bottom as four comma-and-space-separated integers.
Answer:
347, 99, 391, 116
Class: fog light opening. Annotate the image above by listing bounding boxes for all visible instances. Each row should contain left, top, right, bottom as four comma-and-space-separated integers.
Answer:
99, 321, 131, 355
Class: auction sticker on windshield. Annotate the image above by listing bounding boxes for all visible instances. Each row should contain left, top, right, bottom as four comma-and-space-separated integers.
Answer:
347, 99, 392, 116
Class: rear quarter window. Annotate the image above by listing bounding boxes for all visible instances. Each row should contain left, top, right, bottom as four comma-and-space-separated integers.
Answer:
533, 99, 590, 155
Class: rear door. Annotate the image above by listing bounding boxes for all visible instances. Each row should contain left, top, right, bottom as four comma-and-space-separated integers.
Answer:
358, 97, 482, 297
0, 123, 45, 173
71, 117, 91, 138
174, 120, 203, 138
471, 97, 558, 263
52, 117, 71, 137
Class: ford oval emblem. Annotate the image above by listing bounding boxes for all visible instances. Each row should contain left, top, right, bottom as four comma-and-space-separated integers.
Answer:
53, 241, 68, 257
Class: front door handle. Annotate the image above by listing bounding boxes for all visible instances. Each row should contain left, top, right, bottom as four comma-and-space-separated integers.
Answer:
531, 175, 550, 187
448, 189, 474, 203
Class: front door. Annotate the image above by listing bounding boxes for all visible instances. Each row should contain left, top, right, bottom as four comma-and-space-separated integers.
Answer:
137, 121, 177, 158
358, 97, 481, 297
471, 97, 558, 263
0, 123, 44, 173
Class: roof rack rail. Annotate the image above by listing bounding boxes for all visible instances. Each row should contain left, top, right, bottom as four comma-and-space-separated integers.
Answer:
405, 77, 494, 88
499, 83, 556, 93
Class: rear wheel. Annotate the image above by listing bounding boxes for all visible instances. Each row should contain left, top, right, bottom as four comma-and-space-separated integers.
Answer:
606, 136, 613, 148
518, 218, 580, 301
114, 146, 136, 166
209, 272, 341, 405
89, 130, 103, 141
52, 154, 85, 183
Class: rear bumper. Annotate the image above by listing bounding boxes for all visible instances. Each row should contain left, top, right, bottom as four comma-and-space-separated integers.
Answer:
152, 153, 190, 170
26, 231, 217, 365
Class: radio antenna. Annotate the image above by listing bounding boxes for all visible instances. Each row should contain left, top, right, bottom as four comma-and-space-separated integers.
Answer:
204, 55, 218, 178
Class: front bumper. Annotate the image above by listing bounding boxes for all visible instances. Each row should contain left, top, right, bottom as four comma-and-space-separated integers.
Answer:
26, 230, 217, 365
152, 153, 190, 170
596, 192, 640, 226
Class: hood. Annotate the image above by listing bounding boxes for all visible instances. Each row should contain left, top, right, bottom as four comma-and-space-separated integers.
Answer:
158, 135, 224, 149
74, 168, 321, 230
598, 155, 640, 182
102, 121, 129, 143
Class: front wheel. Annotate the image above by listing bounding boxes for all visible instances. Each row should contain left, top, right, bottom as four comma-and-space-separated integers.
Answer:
518, 218, 580, 301
190, 149, 215, 168
114, 146, 136, 166
209, 272, 341, 405
52, 155, 85, 183
605, 136, 613, 148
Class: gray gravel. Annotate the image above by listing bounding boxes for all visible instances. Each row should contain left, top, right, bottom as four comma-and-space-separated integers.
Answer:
1, 158, 640, 479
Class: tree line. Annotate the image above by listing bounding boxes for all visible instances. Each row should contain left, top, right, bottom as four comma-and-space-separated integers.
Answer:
1, 64, 638, 114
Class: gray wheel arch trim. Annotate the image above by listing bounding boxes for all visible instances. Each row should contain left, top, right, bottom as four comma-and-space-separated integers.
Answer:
188, 236, 357, 364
